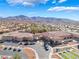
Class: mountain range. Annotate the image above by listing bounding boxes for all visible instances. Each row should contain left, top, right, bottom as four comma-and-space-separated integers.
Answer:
0, 15, 78, 24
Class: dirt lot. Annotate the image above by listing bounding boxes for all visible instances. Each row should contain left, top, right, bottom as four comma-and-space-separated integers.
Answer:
24, 47, 36, 59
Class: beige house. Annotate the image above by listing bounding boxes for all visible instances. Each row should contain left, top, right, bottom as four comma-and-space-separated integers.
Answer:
1, 31, 34, 42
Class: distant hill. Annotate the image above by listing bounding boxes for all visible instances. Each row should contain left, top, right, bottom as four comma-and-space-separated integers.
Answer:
0, 15, 78, 24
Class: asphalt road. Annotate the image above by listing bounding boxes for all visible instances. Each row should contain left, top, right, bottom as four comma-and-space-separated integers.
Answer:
27, 42, 51, 59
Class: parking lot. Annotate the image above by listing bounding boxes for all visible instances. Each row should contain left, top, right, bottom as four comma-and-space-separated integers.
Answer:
0, 43, 27, 59
0, 41, 53, 59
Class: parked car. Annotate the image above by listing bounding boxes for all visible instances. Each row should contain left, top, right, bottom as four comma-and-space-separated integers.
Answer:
3, 47, 7, 50
13, 48, 16, 51
8, 47, 12, 50
17, 49, 21, 52
44, 43, 49, 51
0, 40, 4, 43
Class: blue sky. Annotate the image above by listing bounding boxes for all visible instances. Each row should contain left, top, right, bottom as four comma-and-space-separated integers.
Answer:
0, 0, 79, 21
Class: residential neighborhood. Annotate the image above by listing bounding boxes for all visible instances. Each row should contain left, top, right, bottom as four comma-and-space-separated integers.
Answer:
0, 21, 79, 59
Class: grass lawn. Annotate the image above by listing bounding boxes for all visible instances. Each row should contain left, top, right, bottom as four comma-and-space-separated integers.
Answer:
70, 50, 79, 58
59, 48, 79, 59
63, 52, 76, 59
59, 51, 77, 59
59, 53, 69, 59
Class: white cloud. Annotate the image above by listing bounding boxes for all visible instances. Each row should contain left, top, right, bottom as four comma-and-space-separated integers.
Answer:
22, 2, 34, 6
6, 0, 48, 6
6, 0, 67, 6
52, 0, 67, 4
58, 0, 66, 3
48, 6, 79, 12
52, 0, 56, 4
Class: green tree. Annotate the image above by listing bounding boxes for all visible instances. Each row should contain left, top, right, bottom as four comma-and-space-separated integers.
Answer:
14, 53, 21, 59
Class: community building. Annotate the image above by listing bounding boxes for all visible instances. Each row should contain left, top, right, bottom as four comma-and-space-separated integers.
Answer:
0, 31, 34, 43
